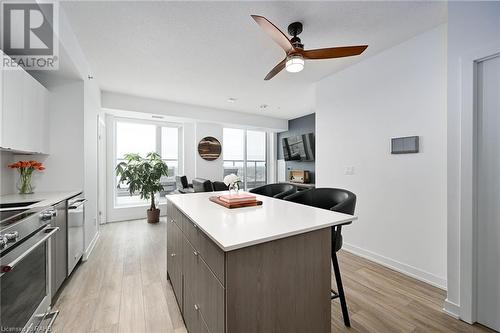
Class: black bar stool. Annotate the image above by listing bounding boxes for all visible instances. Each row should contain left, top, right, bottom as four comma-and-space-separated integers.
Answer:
284, 188, 356, 327
249, 183, 297, 199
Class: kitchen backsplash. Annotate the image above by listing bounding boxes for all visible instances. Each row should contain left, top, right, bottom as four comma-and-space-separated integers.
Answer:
0, 151, 15, 195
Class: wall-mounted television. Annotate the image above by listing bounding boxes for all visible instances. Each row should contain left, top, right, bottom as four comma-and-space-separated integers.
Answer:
282, 133, 315, 162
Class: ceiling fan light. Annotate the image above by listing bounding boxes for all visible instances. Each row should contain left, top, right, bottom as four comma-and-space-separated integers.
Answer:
285, 55, 304, 73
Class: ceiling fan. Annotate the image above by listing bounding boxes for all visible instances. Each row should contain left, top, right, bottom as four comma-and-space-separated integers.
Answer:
251, 15, 368, 80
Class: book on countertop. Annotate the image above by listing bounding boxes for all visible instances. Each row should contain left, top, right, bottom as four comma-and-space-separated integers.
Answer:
219, 193, 257, 204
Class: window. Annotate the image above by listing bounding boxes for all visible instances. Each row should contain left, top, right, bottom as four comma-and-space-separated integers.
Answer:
223, 128, 267, 190
115, 119, 181, 207
223, 128, 245, 182
161, 126, 179, 178
246, 130, 267, 189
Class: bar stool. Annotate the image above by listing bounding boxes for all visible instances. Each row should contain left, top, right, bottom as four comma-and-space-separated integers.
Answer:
284, 188, 356, 327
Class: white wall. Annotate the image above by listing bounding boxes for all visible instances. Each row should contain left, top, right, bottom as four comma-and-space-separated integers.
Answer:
446, 1, 500, 320
102, 91, 288, 132
316, 25, 447, 288
183, 122, 196, 180
194, 122, 224, 181
0, 152, 15, 195
29, 80, 85, 192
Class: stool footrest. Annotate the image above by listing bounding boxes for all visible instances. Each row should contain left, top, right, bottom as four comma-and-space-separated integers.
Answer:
331, 289, 340, 300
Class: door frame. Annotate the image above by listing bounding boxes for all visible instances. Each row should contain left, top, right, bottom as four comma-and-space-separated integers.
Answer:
459, 44, 500, 323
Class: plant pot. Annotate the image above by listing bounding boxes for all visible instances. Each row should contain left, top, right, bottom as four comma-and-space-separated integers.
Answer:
147, 208, 160, 224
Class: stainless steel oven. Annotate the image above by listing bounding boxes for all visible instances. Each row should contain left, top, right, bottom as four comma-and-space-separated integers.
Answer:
0, 207, 59, 332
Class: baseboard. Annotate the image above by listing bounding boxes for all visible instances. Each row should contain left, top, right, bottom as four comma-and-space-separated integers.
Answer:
443, 299, 461, 319
82, 231, 100, 261
342, 242, 447, 290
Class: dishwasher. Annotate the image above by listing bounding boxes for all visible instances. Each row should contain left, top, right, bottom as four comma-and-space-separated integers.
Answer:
67, 195, 85, 275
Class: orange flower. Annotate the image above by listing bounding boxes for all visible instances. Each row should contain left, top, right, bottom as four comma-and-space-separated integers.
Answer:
7, 160, 45, 171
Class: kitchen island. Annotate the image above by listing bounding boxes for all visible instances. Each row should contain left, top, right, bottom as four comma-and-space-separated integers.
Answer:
166, 191, 357, 333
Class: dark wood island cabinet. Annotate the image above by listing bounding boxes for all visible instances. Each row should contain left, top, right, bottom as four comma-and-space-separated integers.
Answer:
166, 192, 356, 333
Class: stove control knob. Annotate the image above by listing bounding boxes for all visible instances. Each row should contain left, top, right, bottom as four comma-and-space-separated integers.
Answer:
0, 236, 7, 248
39, 211, 53, 221
4, 231, 18, 241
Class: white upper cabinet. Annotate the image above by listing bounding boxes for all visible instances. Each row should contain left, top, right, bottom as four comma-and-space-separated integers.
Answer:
2, 67, 25, 151
1, 62, 49, 154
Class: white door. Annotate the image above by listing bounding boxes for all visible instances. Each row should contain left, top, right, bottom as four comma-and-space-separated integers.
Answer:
97, 115, 107, 224
477, 54, 500, 332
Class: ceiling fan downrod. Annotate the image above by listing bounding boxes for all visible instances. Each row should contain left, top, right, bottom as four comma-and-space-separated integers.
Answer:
288, 22, 304, 49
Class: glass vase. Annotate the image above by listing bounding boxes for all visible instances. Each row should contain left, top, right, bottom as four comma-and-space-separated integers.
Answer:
17, 171, 35, 194
229, 182, 240, 194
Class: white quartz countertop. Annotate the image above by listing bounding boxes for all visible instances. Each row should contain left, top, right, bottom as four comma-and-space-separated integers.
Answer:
0, 190, 83, 208
168, 191, 357, 251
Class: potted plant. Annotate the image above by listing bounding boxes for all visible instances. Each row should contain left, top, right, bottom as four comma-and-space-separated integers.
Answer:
115, 152, 169, 223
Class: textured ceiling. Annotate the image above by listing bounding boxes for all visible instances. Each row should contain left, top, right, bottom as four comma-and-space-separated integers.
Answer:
62, 1, 447, 119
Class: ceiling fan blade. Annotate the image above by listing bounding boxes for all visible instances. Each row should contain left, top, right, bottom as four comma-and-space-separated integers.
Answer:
251, 15, 294, 53
264, 58, 286, 80
299, 45, 368, 60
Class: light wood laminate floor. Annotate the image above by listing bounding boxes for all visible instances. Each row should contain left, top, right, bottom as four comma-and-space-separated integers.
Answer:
52, 219, 495, 333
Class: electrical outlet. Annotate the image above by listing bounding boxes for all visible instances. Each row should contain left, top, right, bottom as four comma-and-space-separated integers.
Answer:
344, 166, 355, 175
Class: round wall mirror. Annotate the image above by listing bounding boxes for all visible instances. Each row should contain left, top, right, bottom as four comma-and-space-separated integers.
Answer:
198, 136, 222, 161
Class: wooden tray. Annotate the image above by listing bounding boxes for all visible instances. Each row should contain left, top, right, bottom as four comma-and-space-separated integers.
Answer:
209, 196, 263, 209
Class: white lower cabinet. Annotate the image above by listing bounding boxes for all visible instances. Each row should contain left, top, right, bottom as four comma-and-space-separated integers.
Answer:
1, 62, 49, 154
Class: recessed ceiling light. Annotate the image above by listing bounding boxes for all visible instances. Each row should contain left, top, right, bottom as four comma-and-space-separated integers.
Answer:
260, 104, 268, 109
227, 97, 237, 103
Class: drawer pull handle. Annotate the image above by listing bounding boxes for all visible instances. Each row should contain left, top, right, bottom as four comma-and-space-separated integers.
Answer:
170, 253, 176, 257
194, 304, 199, 311
193, 251, 198, 256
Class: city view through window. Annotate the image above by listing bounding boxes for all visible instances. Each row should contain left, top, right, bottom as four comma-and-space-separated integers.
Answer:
115, 121, 179, 206
223, 128, 267, 189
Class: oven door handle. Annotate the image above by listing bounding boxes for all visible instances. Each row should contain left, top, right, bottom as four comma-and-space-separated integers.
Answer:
0, 226, 59, 276
68, 198, 86, 209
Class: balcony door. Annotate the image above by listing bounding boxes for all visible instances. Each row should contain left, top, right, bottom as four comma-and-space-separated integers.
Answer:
223, 128, 267, 190
107, 117, 182, 222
